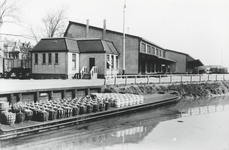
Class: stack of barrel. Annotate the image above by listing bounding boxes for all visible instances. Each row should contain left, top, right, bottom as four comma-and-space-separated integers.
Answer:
0, 95, 112, 124
91, 93, 144, 108
0, 102, 16, 125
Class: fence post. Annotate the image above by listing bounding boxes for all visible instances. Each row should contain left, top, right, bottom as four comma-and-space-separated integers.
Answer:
114, 76, 117, 86
223, 74, 225, 80
125, 76, 127, 85
147, 75, 149, 84
135, 75, 137, 84
190, 75, 192, 83
199, 75, 201, 82
159, 75, 161, 84
216, 74, 217, 81
208, 74, 210, 81
181, 75, 183, 83
170, 75, 172, 83
104, 76, 107, 86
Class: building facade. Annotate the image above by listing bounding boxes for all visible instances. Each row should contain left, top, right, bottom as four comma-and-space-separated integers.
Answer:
31, 37, 119, 79
64, 21, 185, 75
165, 49, 203, 73
64, 20, 203, 74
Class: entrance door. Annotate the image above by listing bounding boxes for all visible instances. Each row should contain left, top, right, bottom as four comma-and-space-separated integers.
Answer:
89, 58, 95, 71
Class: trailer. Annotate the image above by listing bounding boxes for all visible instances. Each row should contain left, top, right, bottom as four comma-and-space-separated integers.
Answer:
0, 57, 31, 79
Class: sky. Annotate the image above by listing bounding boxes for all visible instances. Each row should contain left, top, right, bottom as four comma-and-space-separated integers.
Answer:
1, 0, 229, 68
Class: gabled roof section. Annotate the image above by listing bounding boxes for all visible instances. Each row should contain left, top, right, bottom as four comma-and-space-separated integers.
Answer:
32, 37, 80, 53
65, 21, 165, 50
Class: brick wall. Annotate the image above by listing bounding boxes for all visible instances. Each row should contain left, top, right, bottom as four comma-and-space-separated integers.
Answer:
65, 24, 140, 74
165, 51, 187, 73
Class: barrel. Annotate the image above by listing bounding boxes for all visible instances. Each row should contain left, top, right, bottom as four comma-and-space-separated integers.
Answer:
105, 101, 110, 110
86, 104, 93, 114
92, 103, 99, 112
72, 106, 80, 116
79, 105, 86, 114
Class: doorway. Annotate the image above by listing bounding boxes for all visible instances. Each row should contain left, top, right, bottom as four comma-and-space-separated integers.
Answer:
89, 58, 95, 71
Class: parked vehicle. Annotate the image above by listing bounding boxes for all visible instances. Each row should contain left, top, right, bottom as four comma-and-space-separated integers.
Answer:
0, 57, 31, 79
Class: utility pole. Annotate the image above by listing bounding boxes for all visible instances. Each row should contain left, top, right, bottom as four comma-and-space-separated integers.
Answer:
122, 0, 126, 75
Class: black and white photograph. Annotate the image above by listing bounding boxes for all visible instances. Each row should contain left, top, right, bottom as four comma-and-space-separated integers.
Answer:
0, 0, 229, 150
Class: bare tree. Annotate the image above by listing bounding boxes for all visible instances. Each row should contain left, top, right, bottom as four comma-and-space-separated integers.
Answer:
0, 0, 22, 29
42, 7, 67, 38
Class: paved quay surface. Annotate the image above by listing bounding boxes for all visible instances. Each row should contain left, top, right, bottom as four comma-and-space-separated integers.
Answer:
0, 79, 105, 94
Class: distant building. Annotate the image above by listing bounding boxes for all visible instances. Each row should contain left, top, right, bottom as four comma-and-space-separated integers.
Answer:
165, 49, 203, 73
0, 37, 32, 59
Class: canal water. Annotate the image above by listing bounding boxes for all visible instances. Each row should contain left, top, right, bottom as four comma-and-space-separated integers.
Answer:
1, 96, 229, 150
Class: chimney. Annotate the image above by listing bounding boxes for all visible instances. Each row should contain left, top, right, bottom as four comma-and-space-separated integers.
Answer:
102, 19, 106, 40
86, 19, 89, 38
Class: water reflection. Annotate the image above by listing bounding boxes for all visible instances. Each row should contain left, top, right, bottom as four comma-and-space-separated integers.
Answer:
177, 95, 229, 117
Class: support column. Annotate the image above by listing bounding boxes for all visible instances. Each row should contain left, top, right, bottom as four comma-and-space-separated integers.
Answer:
62, 90, 66, 99
73, 89, 77, 99
86, 88, 90, 96
9, 94, 14, 104
18, 93, 23, 102
35, 92, 39, 103
154, 63, 156, 73
49, 91, 54, 100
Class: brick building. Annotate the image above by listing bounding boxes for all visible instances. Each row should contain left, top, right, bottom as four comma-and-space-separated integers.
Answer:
64, 20, 201, 75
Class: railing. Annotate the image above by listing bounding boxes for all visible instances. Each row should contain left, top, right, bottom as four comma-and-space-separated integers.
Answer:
104, 74, 229, 85
90, 66, 98, 80
80, 66, 88, 79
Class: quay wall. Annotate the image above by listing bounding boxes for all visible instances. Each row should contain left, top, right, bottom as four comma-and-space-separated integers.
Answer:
0, 86, 102, 104
103, 80, 229, 99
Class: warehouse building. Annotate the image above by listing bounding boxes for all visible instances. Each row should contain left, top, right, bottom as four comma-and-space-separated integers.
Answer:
64, 20, 202, 75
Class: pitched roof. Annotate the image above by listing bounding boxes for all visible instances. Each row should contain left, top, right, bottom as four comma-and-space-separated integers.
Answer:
32, 37, 79, 53
32, 37, 119, 55
65, 21, 165, 49
77, 39, 119, 55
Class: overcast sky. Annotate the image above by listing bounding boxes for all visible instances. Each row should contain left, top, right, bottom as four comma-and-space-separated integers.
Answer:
1, 0, 229, 68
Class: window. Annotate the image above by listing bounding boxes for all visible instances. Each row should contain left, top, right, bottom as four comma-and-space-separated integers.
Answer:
156, 48, 159, 56
42, 53, 46, 64
48, 53, 52, 64
152, 47, 155, 55
116, 56, 118, 69
111, 55, 114, 69
163, 51, 165, 57
72, 54, 76, 69
55, 53, 58, 64
141, 43, 146, 53
147, 45, 151, 53
159, 50, 162, 57
35, 53, 38, 64
107, 54, 110, 69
